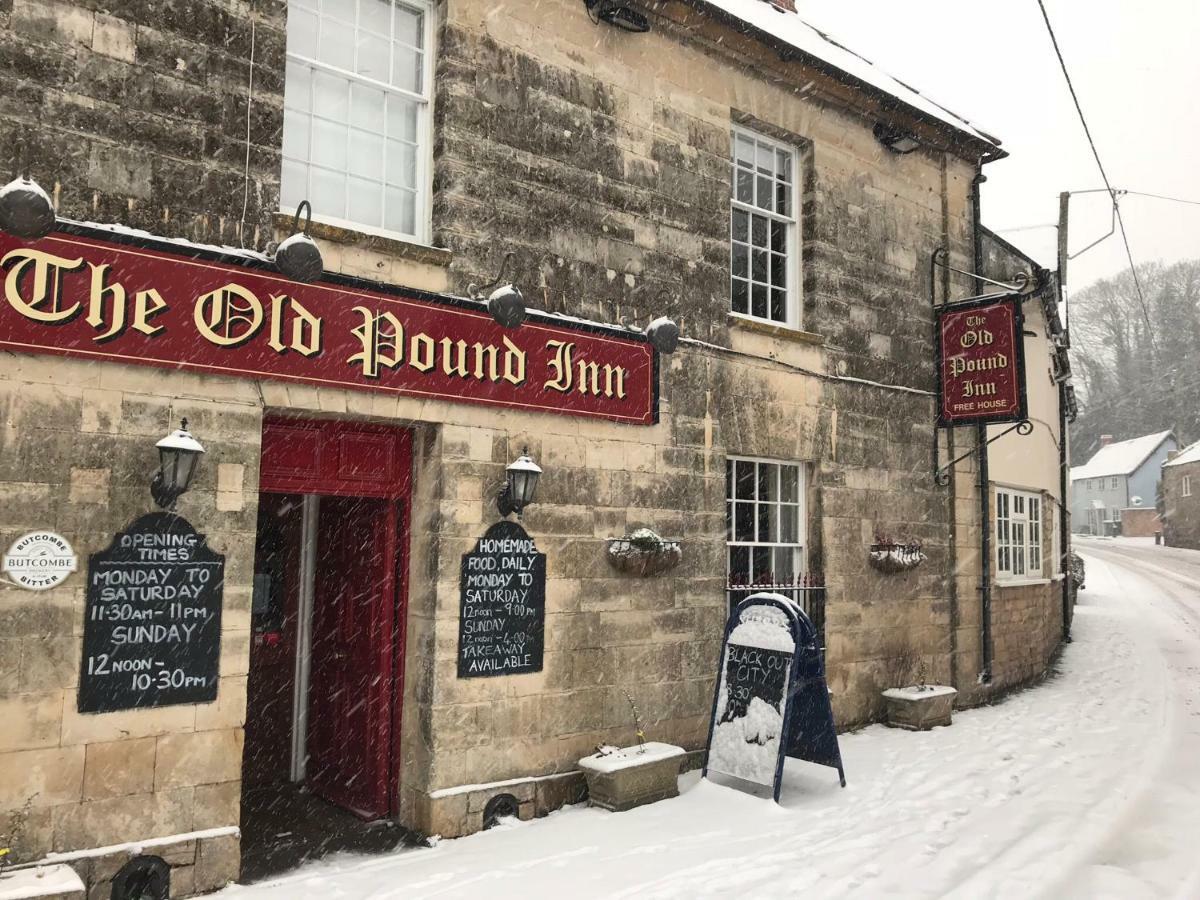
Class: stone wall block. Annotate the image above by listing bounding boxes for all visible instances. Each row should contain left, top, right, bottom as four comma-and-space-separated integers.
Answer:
0, 746, 84, 812
82, 737, 155, 801
154, 729, 243, 791
0, 691, 63, 752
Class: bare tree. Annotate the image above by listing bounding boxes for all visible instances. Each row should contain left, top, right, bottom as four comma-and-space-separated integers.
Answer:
1069, 259, 1200, 458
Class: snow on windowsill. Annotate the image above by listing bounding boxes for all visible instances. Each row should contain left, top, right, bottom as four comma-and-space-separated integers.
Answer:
578, 742, 685, 774
996, 578, 1052, 588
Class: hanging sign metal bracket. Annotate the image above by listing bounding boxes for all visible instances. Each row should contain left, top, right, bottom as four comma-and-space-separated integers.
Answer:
934, 419, 1033, 486
929, 248, 1033, 484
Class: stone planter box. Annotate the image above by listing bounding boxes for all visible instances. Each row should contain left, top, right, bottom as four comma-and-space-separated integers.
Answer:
882, 685, 958, 730
577, 742, 686, 811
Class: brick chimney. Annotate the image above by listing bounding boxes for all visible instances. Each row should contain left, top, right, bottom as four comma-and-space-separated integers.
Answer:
1100, 434, 1114, 447
761, 0, 797, 11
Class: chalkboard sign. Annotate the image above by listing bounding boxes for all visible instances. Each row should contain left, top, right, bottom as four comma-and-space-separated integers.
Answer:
457, 520, 545, 678
719, 644, 792, 724
79, 513, 224, 713
705, 594, 845, 799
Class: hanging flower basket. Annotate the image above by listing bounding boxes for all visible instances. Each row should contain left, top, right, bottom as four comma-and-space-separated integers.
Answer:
868, 540, 926, 574
607, 528, 682, 576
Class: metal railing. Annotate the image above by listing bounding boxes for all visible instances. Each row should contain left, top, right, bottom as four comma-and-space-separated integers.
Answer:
726, 572, 826, 650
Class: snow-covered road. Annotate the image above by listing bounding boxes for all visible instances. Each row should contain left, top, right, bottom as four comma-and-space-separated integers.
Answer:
221, 539, 1200, 899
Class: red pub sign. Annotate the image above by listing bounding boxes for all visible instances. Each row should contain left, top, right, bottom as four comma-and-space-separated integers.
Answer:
936, 294, 1026, 427
0, 227, 657, 425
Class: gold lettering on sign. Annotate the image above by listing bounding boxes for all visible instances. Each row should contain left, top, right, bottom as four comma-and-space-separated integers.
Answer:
133, 289, 168, 337
194, 283, 264, 347
544, 340, 574, 393
410, 333, 434, 372
83, 264, 166, 341
86, 263, 126, 342
440, 337, 470, 378
1, 248, 85, 323
501, 336, 525, 386
543, 340, 624, 397
267, 294, 323, 357
349, 306, 404, 377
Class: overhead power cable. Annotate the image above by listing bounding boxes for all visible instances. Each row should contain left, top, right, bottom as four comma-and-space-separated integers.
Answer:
1035, 0, 1156, 349
1121, 189, 1200, 208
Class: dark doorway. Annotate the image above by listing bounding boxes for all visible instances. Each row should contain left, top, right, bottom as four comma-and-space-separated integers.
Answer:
241, 420, 413, 881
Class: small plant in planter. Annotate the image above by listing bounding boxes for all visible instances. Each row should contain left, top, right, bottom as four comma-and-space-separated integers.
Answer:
881, 659, 958, 730
869, 531, 926, 574
606, 527, 683, 577
577, 690, 686, 811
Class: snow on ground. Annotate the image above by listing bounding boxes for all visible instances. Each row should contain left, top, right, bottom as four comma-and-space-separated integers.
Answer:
221, 547, 1200, 899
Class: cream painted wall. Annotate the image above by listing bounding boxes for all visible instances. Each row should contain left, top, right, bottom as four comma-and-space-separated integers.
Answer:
987, 299, 1062, 500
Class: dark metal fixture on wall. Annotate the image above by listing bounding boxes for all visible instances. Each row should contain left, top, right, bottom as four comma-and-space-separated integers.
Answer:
470, 252, 527, 329
151, 419, 206, 511
0, 172, 56, 239
873, 122, 921, 155
645, 316, 680, 354
274, 200, 324, 282
497, 448, 542, 518
584, 0, 650, 32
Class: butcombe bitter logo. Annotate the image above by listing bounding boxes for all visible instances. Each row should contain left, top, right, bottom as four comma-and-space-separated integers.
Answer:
2, 530, 77, 591
0, 232, 657, 425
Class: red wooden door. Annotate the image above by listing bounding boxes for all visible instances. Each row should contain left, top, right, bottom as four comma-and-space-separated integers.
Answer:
259, 418, 410, 819
305, 494, 398, 820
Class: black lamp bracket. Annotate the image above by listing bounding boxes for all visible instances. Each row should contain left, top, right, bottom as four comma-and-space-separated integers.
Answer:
150, 472, 183, 511
468, 252, 515, 300
496, 483, 519, 518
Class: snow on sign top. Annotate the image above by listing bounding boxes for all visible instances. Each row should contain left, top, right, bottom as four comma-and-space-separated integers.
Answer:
695, 0, 1002, 150
1164, 439, 1200, 469
1070, 430, 1175, 481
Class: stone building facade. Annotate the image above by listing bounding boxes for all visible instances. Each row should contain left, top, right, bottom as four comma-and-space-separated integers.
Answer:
0, 0, 1067, 895
1163, 443, 1200, 549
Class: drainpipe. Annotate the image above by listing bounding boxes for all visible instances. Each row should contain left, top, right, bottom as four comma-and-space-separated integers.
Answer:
972, 166, 993, 683
1058, 380, 1071, 640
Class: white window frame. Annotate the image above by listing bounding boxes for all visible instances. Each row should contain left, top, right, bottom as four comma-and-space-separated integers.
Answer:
1050, 504, 1061, 576
726, 456, 806, 592
729, 126, 800, 329
282, 0, 435, 244
1183, 475, 1193, 498
1110, 476, 1119, 490
996, 486, 1043, 582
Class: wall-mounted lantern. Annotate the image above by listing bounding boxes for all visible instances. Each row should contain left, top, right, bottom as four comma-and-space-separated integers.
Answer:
497, 448, 542, 518
488, 284, 527, 329
274, 200, 324, 282
151, 419, 206, 511
873, 122, 921, 155
0, 173, 56, 240
584, 0, 650, 32
471, 252, 527, 328
645, 316, 680, 353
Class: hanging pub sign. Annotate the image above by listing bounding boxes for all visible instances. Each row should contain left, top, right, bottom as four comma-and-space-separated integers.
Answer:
0, 226, 657, 425
704, 593, 845, 801
935, 293, 1027, 428
457, 520, 546, 678
78, 513, 224, 713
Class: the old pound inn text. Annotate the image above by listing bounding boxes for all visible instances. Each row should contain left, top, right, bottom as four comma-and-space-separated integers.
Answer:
0, 233, 658, 425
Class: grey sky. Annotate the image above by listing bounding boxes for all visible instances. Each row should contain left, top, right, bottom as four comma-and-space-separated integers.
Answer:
794, 0, 1200, 295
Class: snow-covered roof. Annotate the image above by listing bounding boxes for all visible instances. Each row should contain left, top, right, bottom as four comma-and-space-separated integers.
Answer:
695, 1, 1003, 152
1070, 430, 1176, 481
1164, 439, 1200, 469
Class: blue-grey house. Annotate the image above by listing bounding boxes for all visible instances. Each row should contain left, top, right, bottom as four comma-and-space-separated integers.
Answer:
1070, 430, 1177, 534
